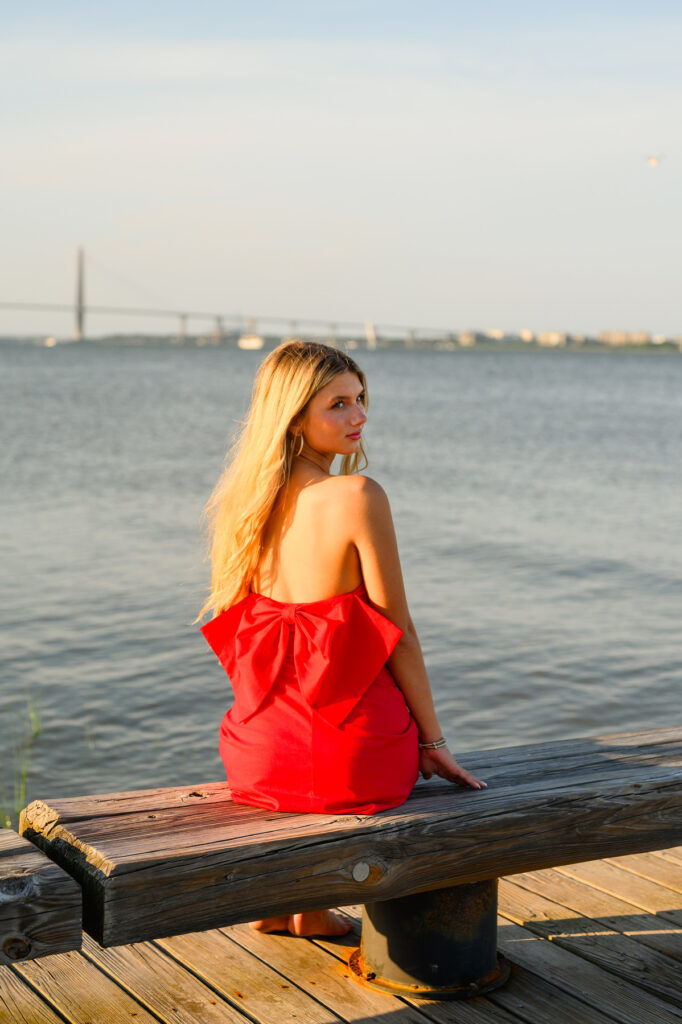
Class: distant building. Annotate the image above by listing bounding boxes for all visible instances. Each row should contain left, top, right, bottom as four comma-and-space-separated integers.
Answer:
519, 329, 534, 343
536, 331, 566, 347
598, 331, 651, 346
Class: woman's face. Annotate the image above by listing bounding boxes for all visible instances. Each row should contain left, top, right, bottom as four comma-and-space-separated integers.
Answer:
297, 371, 367, 457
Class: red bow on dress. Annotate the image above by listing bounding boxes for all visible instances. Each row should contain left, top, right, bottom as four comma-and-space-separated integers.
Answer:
200, 587, 403, 727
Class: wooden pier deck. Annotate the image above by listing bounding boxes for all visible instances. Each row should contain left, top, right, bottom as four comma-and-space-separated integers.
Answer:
2, 846, 680, 1024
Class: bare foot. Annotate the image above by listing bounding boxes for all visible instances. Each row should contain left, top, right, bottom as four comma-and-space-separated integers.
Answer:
288, 910, 353, 937
248, 909, 353, 937
249, 916, 291, 933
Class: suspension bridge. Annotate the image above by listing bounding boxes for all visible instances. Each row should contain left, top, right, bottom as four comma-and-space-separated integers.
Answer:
0, 249, 460, 349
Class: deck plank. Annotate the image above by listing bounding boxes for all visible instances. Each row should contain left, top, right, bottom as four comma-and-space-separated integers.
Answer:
13, 949, 162, 1024
81, 932, 252, 1023
487, 967, 628, 1024
558, 859, 682, 926
498, 878, 682, 1007
605, 851, 682, 893
497, 916, 682, 1024
0, 966, 66, 1024
653, 848, 682, 866
505, 866, 682, 961
156, 927, 342, 1024
225, 922, 444, 1024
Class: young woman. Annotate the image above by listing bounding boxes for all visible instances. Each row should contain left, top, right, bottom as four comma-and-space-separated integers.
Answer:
199, 340, 485, 937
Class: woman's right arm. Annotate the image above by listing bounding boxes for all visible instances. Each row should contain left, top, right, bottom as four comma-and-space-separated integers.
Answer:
346, 475, 486, 790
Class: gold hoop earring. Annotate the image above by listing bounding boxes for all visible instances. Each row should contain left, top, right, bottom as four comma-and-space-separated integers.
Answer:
296, 433, 304, 456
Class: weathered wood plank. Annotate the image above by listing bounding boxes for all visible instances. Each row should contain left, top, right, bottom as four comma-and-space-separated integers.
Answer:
654, 847, 682, 866
497, 916, 682, 1024
26, 757, 682, 859
81, 932, 253, 1024
498, 877, 682, 1007
155, 929, 342, 1024
224, 922, 437, 1024
0, 828, 81, 964
28, 727, 682, 825
606, 851, 682, 893
0, 966, 66, 1024
506, 865, 682, 963
557, 859, 682, 926
14, 949, 162, 1024
33, 781, 235, 820
23, 727, 682, 845
487, 966, 628, 1024
19, 729, 682, 946
22, 763, 682, 872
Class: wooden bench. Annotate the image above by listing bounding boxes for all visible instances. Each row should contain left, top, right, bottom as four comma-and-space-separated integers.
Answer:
0, 827, 82, 965
18, 726, 682, 999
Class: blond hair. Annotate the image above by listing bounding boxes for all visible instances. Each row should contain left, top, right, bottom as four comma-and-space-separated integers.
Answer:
197, 340, 368, 620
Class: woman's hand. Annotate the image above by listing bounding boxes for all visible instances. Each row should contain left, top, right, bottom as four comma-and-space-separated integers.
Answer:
419, 745, 487, 790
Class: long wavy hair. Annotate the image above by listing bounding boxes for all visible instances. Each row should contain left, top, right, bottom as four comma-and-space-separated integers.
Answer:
197, 340, 368, 620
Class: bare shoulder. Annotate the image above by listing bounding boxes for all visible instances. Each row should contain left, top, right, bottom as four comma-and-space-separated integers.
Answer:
325, 473, 388, 503
332, 472, 386, 493
301, 473, 389, 518
317, 473, 391, 527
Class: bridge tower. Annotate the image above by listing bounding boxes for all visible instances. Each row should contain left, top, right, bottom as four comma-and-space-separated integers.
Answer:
74, 247, 85, 340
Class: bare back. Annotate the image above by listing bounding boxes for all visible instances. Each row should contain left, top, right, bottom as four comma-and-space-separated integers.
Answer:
252, 463, 412, 637
251, 472, 363, 602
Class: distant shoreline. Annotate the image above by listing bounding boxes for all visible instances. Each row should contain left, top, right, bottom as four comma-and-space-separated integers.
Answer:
1, 334, 681, 354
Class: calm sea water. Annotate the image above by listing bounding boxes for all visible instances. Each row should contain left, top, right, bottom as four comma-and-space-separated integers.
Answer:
1, 342, 681, 809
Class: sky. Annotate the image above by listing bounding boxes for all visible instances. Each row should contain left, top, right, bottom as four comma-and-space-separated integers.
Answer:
2, 1, 681, 338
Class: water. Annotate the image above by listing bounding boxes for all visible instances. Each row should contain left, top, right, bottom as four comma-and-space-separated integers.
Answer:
1, 342, 680, 807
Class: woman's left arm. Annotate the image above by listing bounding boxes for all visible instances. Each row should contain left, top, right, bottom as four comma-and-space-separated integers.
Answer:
388, 616, 486, 788
345, 476, 486, 790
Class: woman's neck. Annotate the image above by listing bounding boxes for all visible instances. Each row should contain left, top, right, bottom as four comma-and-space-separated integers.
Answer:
295, 448, 333, 475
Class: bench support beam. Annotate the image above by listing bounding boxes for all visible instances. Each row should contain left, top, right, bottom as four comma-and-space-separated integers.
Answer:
349, 879, 510, 999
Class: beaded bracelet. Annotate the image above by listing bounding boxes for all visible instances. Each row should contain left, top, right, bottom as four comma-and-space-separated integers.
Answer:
418, 736, 447, 750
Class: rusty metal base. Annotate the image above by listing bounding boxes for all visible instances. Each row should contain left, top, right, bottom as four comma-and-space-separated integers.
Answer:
348, 878, 510, 1000
348, 948, 511, 999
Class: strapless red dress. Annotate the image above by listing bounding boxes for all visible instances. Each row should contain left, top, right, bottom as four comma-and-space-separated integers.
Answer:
200, 583, 419, 814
